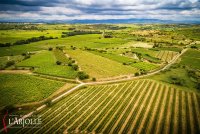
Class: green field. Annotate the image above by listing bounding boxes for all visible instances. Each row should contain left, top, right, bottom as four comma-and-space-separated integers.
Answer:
17, 50, 77, 78
0, 74, 65, 108
11, 80, 200, 134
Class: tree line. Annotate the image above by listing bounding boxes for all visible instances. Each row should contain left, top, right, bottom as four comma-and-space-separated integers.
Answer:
61, 30, 101, 38
0, 36, 56, 47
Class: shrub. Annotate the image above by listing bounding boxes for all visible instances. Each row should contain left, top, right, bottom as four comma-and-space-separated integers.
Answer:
45, 99, 52, 107
56, 61, 62, 65
92, 77, 96, 81
48, 47, 53, 51
135, 72, 139, 76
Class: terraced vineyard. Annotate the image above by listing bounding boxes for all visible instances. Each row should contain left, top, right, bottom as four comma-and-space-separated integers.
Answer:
13, 79, 200, 134
156, 50, 178, 63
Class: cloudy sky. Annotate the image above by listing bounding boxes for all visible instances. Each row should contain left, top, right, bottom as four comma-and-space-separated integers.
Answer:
0, 0, 199, 22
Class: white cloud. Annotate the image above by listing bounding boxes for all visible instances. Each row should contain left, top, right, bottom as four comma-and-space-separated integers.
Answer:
40, 7, 82, 15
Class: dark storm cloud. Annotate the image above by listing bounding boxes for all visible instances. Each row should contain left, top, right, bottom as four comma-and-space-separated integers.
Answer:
0, 0, 199, 21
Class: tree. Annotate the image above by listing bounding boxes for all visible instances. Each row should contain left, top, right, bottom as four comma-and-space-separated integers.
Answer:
92, 77, 96, 81
197, 81, 200, 90
77, 71, 89, 80
72, 64, 79, 71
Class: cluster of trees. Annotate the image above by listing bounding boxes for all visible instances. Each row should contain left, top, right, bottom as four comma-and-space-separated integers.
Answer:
103, 31, 113, 38
190, 45, 198, 49
61, 30, 101, 38
169, 75, 185, 86
0, 36, 56, 47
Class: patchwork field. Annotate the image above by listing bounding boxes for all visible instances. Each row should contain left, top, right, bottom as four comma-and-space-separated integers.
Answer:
0, 24, 200, 133
11, 80, 200, 134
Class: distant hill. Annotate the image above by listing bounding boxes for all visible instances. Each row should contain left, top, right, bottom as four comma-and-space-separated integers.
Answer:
0, 18, 200, 24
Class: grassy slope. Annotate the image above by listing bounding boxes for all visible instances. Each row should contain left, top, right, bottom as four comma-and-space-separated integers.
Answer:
17, 51, 77, 78
66, 49, 137, 79
131, 48, 158, 57
149, 68, 199, 92
179, 49, 200, 70
0, 74, 65, 108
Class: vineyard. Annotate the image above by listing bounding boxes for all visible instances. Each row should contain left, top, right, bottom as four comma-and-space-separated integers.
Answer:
12, 79, 200, 134
156, 50, 178, 63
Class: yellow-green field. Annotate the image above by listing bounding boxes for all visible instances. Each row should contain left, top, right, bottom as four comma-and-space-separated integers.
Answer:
66, 49, 138, 79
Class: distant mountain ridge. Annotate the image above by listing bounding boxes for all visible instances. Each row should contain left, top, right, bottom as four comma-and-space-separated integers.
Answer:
0, 18, 199, 24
